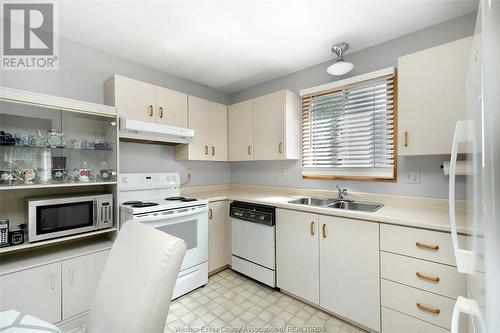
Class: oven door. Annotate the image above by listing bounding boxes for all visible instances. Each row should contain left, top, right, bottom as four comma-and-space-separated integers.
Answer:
28, 198, 99, 242
131, 205, 208, 271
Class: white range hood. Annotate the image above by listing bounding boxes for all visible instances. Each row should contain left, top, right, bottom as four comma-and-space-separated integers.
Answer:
119, 118, 194, 144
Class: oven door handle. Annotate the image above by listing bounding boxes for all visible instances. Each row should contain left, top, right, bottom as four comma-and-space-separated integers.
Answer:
132, 206, 208, 222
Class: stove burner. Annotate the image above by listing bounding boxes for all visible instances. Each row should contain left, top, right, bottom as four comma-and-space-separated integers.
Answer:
165, 196, 198, 202
132, 202, 159, 208
165, 196, 185, 201
123, 201, 142, 205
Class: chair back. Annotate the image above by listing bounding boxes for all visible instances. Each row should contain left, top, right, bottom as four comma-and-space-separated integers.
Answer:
87, 221, 186, 333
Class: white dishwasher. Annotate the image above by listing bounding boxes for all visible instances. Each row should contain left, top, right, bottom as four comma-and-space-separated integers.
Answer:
230, 201, 276, 287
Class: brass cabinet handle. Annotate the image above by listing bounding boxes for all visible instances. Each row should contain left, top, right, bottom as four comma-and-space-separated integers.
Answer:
278, 142, 283, 154
416, 272, 440, 283
322, 224, 327, 239
310, 221, 315, 236
159, 106, 164, 118
208, 208, 213, 219
248, 145, 252, 156
204, 145, 209, 155
416, 303, 440, 315
416, 242, 440, 250
211, 146, 215, 156
404, 131, 408, 147
149, 105, 154, 117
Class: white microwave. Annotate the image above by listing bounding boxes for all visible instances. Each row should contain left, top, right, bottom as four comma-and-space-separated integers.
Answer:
27, 194, 113, 243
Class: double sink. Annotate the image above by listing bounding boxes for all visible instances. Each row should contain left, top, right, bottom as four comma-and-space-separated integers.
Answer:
288, 197, 383, 212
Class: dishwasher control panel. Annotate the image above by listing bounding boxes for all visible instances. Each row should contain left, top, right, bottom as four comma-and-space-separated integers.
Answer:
229, 201, 275, 226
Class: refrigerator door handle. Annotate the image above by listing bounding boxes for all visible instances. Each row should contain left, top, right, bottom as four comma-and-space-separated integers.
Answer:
451, 296, 483, 333
449, 120, 475, 274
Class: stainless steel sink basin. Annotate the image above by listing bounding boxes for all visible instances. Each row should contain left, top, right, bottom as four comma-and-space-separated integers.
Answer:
327, 200, 383, 212
287, 197, 337, 207
288, 197, 383, 212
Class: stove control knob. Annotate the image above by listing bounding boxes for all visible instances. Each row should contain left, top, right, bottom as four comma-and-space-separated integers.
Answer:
122, 176, 128, 183
260, 216, 265, 221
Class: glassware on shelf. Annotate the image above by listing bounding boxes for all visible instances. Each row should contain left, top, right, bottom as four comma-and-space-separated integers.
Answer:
97, 161, 116, 181
78, 161, 91, 182
39, 149, 52, 183
21, 169, 37, 184
46, 128, 63, 148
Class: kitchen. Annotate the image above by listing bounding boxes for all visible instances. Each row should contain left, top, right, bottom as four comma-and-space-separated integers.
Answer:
0, 1, 498, 333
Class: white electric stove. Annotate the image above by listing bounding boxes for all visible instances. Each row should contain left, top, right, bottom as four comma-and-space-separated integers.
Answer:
119, 173, 208, 299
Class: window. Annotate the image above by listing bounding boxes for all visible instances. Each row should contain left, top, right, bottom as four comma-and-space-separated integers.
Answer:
301, 68, 396, 181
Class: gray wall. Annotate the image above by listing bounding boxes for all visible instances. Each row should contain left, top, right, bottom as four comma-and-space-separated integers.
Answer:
0, 37, 229, 105
120, 143, 230, 186
229, 12, 476, 199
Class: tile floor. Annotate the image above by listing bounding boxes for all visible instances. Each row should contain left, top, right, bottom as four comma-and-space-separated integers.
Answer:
165, 269, 366, 333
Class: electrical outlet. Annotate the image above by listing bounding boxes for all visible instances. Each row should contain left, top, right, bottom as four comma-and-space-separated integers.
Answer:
401, 170, 420, 184
281, 169, 288, 178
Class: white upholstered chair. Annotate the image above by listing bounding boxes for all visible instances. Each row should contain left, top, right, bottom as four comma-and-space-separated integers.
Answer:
86, 220, 186, 333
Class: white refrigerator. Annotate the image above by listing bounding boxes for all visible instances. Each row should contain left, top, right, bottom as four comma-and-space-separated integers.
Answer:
448, 1, 500, 332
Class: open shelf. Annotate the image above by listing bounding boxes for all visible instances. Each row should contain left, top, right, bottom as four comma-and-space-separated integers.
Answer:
0, 180, 117, 191
0, 227, 118, 255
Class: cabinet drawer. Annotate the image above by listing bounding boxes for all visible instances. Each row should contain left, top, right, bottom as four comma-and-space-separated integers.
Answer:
382, 306, 449, 333
381, 279, 465, 330
381, 251, 466, 299
380, 224, 469, 266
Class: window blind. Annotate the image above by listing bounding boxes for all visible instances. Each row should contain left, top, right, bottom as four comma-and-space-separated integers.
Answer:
302, 72, 396, 180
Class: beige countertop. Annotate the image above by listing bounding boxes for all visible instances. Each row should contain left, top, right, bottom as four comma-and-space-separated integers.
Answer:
182, 184, 470, 234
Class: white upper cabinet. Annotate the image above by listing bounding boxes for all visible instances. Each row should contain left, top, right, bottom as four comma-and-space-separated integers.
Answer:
228, 100, 254, 161
175, 96, 228, 161
229, 89, 300, 161
208, 101, 228, 161
398, 37, 473, 155
155, 86, 188, 128
104, 74, 188, 126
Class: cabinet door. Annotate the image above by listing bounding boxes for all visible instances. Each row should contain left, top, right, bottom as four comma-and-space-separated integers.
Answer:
228, 100, 254, 161
62, 250, 110, 320
113, 75, 156, 122
398, 37, 472, 155
0, 262, 61, 323
208, 102, 228, 161
276, 209, 319, 305
319, 216, 380, 331
155, 86, 188, 128
208, 201, 229, 272
253, 91, 285, 160
188, 95, 210, 160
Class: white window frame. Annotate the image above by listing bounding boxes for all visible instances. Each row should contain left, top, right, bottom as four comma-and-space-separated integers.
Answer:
299, 67, 397, 182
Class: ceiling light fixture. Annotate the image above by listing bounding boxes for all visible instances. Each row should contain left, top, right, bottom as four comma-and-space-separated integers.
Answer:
327, 42, 354, 76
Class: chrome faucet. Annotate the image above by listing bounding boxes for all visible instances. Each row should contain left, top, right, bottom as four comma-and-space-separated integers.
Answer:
336, 185, 348, 200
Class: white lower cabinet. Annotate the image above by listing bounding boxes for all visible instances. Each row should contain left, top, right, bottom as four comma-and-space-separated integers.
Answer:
382, 307, 449, 333
62, 250, 110, 320
319, 216, 380, 332
276, 209, 319, 304
0, 262, 62, 323
0, 248, 110, 325
276, 209, 380, 331
208, 201, 229, 273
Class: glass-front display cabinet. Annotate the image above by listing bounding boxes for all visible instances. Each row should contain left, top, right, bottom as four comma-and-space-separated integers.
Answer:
0, 99, 117, 188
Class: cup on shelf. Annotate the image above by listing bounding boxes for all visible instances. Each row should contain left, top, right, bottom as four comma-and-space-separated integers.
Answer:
15, 133, 31, 146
